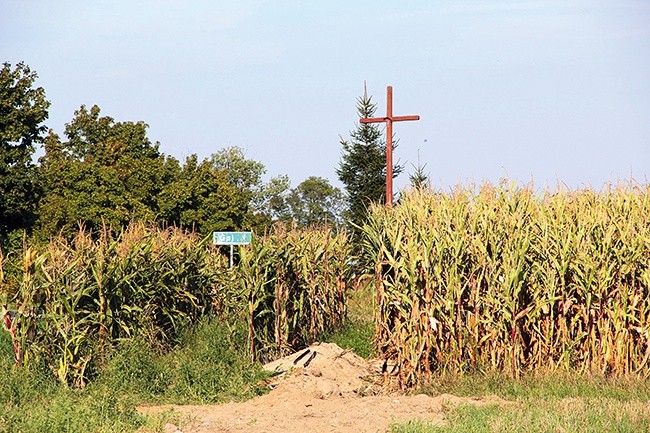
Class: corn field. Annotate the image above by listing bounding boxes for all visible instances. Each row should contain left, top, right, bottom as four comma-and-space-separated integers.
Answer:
0, 224, 216, 387
1, 222, 352, 386
363, 182, 650, 388
238, 224, 352, 362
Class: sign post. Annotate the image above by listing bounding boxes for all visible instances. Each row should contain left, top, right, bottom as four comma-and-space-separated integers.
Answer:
213, 231, 252, 267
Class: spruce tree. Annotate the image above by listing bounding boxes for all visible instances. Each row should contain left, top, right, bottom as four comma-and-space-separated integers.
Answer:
409, 151, 430, 190
337, 85, 403, 237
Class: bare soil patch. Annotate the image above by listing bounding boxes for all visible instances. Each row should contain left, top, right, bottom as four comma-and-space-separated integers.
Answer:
140, 343, 499, 433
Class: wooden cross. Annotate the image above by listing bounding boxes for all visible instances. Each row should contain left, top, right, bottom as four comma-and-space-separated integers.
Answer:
360, 85, 420, 207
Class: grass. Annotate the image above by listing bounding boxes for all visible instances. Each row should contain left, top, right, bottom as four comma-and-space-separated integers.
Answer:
421, 371, 650, 401
392, 400, 650, 433
391, 373, 650, 433
1, 388, 145, 433
1, 329, 145, 433
325, 318, 375, 359
324, 278, 376, 359
98, 318, 270, 404
0, 317, 269, 433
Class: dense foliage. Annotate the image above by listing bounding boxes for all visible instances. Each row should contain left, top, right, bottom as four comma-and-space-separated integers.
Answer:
286, 176, 345, 227
36, 106, 174, 238
238, 224, 352, 361
0, 62, 49, 241
1, 222, 351, 386
0, 318, 268, 433
33, 106, 292, 240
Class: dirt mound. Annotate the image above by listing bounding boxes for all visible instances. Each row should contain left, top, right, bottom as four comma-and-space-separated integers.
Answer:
262, 342, 379, 398
140, 343, 501, 433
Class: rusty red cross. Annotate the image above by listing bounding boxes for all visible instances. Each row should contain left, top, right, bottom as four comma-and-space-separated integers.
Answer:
360, 85, 420, 207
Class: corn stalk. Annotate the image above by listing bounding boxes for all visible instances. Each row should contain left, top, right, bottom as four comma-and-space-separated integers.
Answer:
240, 223, 352, 362
0, 223, 217, 387
365, 182, 650, 388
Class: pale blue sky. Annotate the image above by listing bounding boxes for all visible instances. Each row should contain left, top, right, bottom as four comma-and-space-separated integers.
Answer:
2, 1, 649, 191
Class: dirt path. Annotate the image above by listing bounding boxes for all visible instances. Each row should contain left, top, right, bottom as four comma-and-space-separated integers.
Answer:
140, 343, 498, 433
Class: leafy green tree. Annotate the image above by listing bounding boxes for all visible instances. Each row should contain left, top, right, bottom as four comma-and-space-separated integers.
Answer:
287, 176, 344, 227
156, 154, 249, 234
337, 85, 403, 234
158, 148, 293, 235
254, 174, 292, 223
0, 62, 50, 241
211, 146, 266, 194
35, 105, 172, 238
211, 146, 291, 229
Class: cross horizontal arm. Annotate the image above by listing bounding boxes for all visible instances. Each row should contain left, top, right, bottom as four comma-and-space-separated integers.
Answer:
360, 115, 420, 124
392, 115, 420, 122
359, 117, 386, 124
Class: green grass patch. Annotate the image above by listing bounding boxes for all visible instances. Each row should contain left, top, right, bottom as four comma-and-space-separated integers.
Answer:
1, 316, 269, 432
0, 357, 144, 433
324, 318, 375, 359
420, 371, 650, 401
391, 399, 650, 433
1, 330, 144, 433
392, 372, 650, 433
324, 277, 377, 359
98, 317, 270, 404
1, 389, 145, 433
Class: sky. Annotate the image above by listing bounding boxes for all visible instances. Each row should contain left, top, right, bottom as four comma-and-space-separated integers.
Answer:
2, 0, 649, 192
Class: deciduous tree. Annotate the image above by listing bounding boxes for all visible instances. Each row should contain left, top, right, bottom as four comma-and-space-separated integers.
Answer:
0, 62, 50, 241
287, 176, 344, 227
35, 105, 172, 238
211, 146, 291, 229
156, 154, 249, 234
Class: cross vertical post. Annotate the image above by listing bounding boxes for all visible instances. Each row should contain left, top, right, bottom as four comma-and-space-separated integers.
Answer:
360, 85, 420, 207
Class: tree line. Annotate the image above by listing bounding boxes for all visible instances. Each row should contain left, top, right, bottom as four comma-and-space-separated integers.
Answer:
1, 62, 417, 249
